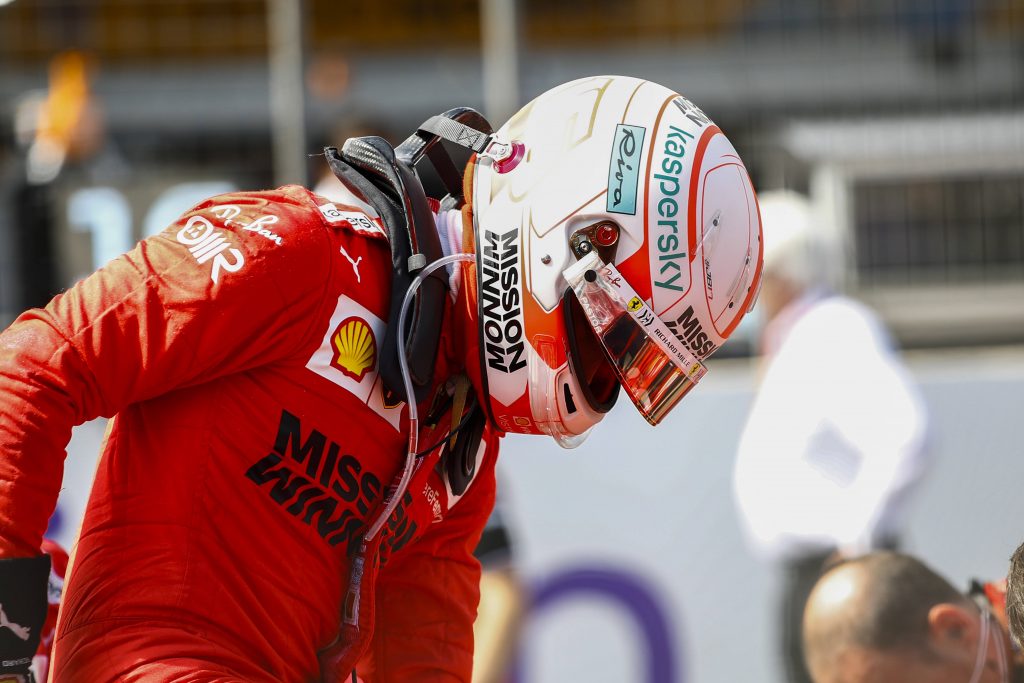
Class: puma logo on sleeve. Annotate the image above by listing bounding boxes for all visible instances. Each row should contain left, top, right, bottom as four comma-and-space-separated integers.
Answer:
0, 604, 30, 641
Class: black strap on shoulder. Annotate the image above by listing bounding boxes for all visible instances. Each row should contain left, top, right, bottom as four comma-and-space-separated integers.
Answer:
326, 137, 442, 402
414, 114, 493, 153
395, 108, 494, 199
323, 108, 494, 405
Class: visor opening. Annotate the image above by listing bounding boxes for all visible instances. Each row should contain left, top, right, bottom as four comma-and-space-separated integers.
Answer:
562, 288, 620, 414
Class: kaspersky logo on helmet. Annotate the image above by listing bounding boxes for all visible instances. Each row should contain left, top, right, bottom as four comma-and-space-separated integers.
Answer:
647, 95, 714, 300
480, 229, 526, 374
651, 123, 696, 294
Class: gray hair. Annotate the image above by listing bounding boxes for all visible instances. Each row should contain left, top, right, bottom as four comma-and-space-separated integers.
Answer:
1007, 541, 1024, 648
758, 190, 844, 292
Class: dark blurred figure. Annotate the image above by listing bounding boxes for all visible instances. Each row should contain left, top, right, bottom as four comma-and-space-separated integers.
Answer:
4, 51, 126, 318
804, 552, 1019, 683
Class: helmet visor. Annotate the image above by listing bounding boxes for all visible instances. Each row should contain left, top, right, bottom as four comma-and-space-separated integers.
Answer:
563, 252, 708, 426
563, 288, 621, 413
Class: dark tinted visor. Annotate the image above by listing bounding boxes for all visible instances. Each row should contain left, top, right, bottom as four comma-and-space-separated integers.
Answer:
563, 289, 620, 413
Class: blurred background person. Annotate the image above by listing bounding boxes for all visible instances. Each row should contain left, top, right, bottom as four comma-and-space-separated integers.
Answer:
733, 190, 930, 683
803, 551, 1019, 683
1003, 541, 1024, 650
7, 50, 129, 314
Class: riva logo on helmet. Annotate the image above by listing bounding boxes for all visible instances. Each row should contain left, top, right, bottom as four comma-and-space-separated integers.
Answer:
652, 125, 696, 292
480, 230, 526, 374
664, 305, 717, 358
606, 124, 646, 215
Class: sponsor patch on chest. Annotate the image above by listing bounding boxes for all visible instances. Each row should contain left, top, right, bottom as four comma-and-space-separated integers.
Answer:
244, 409, 418, 559
305, 296, 403, 430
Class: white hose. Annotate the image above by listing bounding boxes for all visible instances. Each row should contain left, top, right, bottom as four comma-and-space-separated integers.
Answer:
968, 609, 1009, 683
969, 609, 990, 683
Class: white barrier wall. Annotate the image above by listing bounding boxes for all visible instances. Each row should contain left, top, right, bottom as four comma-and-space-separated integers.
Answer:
55, 346, 1024, 683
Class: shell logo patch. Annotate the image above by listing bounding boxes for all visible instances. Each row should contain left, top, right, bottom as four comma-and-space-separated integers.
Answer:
306, 295, 403, 430
330, 317, 376, 381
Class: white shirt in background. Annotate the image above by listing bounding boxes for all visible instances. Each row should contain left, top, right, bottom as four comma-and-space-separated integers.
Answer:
733, 291, 929, 562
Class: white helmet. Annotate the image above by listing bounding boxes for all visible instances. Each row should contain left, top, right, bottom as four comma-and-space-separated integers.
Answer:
468, 75, 763, 446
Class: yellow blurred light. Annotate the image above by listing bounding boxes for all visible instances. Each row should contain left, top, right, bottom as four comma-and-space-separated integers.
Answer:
38, 51, 91, 149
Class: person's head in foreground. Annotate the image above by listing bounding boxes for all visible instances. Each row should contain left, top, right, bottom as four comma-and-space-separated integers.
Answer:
1005, 541, 1024, 651
804, 552, 1016, 683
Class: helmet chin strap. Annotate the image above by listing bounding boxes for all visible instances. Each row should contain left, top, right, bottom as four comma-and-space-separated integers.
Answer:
365, 252, 476, 542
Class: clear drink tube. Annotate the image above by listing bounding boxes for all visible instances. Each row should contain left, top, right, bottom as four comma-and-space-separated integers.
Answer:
365, 252, 476, 541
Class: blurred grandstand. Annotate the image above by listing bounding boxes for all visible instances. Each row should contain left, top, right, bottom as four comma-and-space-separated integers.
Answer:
3, 0, 1024, 345
3, 3, 1024, 683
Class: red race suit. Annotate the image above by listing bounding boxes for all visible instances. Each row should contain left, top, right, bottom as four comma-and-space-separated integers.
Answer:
0, 186, 499, 682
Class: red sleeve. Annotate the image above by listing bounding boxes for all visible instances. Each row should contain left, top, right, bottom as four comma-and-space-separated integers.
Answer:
359, 440, 499, 683
0, 188, 333, 557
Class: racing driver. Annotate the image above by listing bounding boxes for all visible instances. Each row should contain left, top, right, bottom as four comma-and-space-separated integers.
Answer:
0, 75, 762, 682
